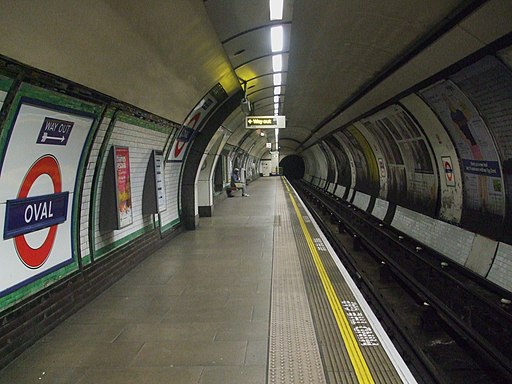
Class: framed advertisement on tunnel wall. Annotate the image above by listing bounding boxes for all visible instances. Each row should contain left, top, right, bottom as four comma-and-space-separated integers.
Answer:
99, 145, 133, 231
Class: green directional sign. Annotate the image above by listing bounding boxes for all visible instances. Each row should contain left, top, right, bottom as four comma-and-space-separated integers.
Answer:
246, 115, 286, 129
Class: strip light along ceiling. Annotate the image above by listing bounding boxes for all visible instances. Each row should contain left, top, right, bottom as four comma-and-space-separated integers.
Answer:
269, 0, 283, 20
269, 0, 286, 151
271, 26, 283, 52
269, 0, 287, 119
272, 55, 282, 72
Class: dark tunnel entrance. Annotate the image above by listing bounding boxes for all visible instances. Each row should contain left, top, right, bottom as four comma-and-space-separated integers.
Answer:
280, 155, 305, 180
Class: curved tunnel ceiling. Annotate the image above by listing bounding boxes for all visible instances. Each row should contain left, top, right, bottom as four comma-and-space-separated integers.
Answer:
204, 0, 512, 155
1, 1, 511, 160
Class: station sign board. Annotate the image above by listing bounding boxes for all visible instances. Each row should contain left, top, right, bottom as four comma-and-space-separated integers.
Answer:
0, 98, 95, 296
245, 115, 286, 129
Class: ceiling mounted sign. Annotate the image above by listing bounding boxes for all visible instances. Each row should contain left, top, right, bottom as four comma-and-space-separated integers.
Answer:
245, 115, 286, 129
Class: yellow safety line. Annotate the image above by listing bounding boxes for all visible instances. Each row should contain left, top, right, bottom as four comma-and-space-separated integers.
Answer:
282, 178, 375, 384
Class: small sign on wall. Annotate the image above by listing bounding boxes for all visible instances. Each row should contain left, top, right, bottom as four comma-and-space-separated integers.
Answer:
143, 150, 166, 215
154, 151, 166, 212
442, 156, 455, 187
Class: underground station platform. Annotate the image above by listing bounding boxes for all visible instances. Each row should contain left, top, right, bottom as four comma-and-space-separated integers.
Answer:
0, 177, 416, 384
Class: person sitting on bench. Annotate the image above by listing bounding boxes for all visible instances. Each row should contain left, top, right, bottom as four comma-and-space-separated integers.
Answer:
227, 168, 249, 197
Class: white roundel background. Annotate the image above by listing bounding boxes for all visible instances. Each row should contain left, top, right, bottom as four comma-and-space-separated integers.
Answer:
0, 101, 94, 296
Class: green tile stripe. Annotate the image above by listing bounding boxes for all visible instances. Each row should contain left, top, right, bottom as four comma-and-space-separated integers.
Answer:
81, 254, 92, 266
0, 261, 79, 311
117, 112, 174, 134
94, 223, 156, 259
103, 108, 116, 120
0, 75, 13, 91
160, 218, 181, 233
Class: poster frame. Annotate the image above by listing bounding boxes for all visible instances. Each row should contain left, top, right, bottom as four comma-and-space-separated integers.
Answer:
113, 145, 133, 229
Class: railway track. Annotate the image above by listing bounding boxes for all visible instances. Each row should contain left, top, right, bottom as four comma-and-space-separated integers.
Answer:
292, 180, 512, 384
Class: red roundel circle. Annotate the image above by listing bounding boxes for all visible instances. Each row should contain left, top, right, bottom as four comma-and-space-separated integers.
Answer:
15, 155, 62, 269
444, 161, 453, 182
174, 111, 201, 158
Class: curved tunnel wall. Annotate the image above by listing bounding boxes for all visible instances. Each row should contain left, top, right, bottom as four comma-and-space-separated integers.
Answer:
302, 51, 512, 293
0, 61, 254, 310
0, 10, 510, 370
0, 75, 184, 309
0, 57, 254, 368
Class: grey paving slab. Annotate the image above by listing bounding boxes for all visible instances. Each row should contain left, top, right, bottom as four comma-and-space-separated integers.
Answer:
13, 341, 143, 368
77, 367, 203, 384
0, 366, 88, 384
133, 340, 247, 366
115, 323, 218, 343
214, 320, 269, 342
41, 323, 125, 344
245, 340, 269, 366
199, 366, 266, 384
0, 177, 278, 384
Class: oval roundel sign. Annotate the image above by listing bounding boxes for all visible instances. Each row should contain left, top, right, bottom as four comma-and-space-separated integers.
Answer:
174, 111, 201, 159
11, 155, 67, 269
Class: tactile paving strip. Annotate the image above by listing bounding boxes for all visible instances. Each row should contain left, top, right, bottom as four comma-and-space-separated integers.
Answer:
268, 187, 327, 384
286, 180, 410, 384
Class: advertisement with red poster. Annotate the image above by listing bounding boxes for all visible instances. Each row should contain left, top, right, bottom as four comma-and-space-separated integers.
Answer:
114, 146, 133, 228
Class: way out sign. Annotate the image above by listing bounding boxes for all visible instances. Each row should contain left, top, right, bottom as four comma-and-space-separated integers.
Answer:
245, 115, 286, 129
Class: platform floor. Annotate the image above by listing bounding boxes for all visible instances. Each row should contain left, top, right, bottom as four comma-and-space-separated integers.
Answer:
0, 177, 416, 384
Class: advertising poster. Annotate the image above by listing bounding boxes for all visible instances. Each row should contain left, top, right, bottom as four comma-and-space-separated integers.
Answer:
114, 146, 133, 228
390, 108, 436, 211
450, 55, 512, 241
319, 143, 337, 185
341, 126, 379, 195
419, 80, 505, 225
325, 136, 352, 188
363, 105, 437, 215
0, 99, 94, 297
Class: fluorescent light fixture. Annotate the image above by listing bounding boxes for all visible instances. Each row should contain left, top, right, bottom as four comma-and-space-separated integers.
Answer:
274, 86, 281, 95
275, 128, 279, 141
274, 96, 279, 103
273, 73, 282, 86
269, 0, 284, 20
272, 54, 282, 72
274, 102, 279, 110
271, 26, 283, 52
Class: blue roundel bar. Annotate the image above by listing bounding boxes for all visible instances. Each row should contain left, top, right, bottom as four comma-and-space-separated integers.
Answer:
3, 192, 69, 240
